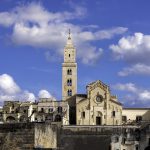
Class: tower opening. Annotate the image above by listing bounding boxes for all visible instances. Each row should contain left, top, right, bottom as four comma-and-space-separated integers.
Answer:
67, 90, 72, 96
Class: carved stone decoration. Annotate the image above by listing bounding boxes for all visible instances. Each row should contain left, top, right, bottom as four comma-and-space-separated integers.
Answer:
87, 80, 108, 93
96, 94, 103, 103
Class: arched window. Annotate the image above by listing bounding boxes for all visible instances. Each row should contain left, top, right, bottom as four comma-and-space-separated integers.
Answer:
55, 115, 62, 122
67, 79, 70, 86
67, 90, 70, 96
6, 116, 16, 123
67, 79, 72, 86
58, 106, 62, 113
68, 89, 72, 96
70, 69, 72, 75
70, 90, 72, 96
67, 69, 72, 75
69, 54, 70, 57
70, 79, 72, 86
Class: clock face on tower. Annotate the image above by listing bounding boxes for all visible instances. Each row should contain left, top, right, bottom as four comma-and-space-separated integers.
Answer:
96, 95, 103, 103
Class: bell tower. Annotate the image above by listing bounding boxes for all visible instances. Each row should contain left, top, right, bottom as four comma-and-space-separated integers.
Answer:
62, 30, 77, 101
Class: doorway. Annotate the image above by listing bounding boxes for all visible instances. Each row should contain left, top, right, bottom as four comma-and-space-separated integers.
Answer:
96, 116, 101, 125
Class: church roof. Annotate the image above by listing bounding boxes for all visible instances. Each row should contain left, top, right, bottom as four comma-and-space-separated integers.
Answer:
20, 102, 33, 107
76, 94, 87, 98
123, 108, 150, 110
86, 80, 109, 89
77, 98, 88, 104
110, 99, 122, 106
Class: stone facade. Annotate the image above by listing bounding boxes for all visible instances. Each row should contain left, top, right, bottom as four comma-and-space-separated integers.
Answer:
36, 98, 69, 125
2, 99, 69, 125
68, 80, 122, 125
3, 101, 31, 123
61, 32, 150, 126
122, 108, 150, 124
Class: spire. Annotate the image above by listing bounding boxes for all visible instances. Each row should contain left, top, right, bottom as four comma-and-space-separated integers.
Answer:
68, 29, 71, 40
66, 29, 73, 46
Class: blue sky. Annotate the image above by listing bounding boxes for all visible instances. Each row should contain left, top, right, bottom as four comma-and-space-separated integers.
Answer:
0, 0, 150, 107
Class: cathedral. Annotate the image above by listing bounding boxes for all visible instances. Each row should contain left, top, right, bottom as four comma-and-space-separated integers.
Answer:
0, 31, 150, 126
0, 31, 150, 150
61, 30, 150, 126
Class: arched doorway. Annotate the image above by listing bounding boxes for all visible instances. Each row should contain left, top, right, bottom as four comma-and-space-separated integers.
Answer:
19, 115, 27, 122
6, 116, 16, 123
96, 111, 102, 125
55, 115, 62, 122
96, 116, 101, 125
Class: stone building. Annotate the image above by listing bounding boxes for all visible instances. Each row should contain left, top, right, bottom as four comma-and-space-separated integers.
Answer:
63, 31, 122, 125
110, 124, 150, 150
122, 108, 150, 124
62, 31, 150, 126
2, 99, 69, 125
0, 31, 150, 128
0, 31, 149, 150
62, 29, 77, 101
3, 101, 32, 123
1, 30, 149, 127
66, 80, 122, 125
35, 98, 69, 125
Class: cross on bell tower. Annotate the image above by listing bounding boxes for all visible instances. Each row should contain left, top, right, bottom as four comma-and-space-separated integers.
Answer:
62, 29, 77, 100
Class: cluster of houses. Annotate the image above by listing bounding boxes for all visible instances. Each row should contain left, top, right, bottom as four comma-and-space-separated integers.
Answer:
0, 98, 69, 125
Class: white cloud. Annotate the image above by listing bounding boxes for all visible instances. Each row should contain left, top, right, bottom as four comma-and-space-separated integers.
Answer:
22, 91, 36, 102
78, 47, 103, 64
38, 90, 56, 101
0, 74, 20, 95
38, 90, 51, 98
0, 12, 16, 27
110, 32, 150, 76
113, 83, 137, 93
95, 27, 128, 40
139, 90, 150, 101
118, 63, 150, 76
113, 83, 150, 107
0, 74, 55, 104
0, 3, 127, 64
110, 32, 150, 64
0, 3, 86, 27
0, 74, 36, 103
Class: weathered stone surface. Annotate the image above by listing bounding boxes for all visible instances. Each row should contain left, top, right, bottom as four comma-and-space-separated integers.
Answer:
0, 123, 35, 150
0, 123, 149, 150
34, 123, 57, 149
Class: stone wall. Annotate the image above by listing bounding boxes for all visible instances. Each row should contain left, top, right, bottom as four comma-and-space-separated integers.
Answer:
0, 123, 58, 150
0, 123, 35, 150
0, 123, 149, 150
58, 126, 138, 150
34, 123, 57, 149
